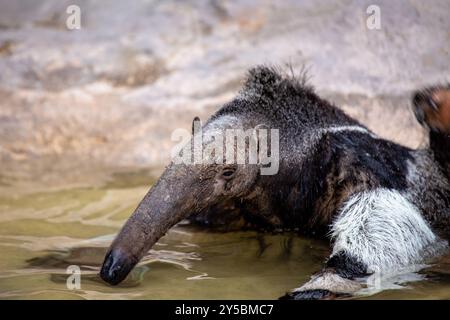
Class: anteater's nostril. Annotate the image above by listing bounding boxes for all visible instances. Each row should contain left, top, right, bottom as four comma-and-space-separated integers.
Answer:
109, 264, 122, 279
109, 268, 117, 279
99, 249, 136, 286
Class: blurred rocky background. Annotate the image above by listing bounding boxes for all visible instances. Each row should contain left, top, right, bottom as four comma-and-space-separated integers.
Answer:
0, 0, 449, 185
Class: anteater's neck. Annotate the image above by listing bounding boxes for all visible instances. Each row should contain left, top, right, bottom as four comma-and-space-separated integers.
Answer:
430, 131, 450, 179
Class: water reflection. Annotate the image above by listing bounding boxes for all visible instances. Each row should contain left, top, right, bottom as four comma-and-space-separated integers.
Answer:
0, 170, 449, 299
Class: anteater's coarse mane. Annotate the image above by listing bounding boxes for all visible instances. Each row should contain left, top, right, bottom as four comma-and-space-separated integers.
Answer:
213, 66, 359, 129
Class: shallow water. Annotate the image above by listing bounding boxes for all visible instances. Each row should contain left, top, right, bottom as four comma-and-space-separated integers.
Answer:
0, 170, 449, 300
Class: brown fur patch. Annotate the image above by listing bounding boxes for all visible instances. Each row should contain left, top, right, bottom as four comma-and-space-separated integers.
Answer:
431, 89, 450, 132
414, 87, 450, 133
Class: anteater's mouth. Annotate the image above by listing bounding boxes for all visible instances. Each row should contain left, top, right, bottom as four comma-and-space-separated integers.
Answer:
100, 249, 138, 285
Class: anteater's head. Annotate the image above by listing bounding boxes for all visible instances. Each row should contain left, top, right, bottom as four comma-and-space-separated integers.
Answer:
99, 66, 341, 285
100, 67, 282, 285
100, 114, 280, 284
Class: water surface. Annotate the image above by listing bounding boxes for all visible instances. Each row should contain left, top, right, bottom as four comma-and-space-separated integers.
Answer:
0, 170, 449, 299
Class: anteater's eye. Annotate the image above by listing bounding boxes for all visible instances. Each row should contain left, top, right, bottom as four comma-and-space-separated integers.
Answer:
222, 168, 236, 179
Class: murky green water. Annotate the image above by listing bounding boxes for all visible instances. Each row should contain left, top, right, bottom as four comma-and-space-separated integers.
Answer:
0, 170, 449, 300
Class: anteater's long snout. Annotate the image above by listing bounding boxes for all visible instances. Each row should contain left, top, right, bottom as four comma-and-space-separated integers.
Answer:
99, 165, 196, 285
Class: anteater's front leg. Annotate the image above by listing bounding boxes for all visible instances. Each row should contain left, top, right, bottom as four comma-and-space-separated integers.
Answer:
281, 189, 441, 300
280, 248, 367, 300
280, 256, 365, 300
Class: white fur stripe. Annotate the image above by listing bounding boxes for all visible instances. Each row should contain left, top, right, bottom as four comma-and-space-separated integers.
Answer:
331, 188, 441, 273
320, 125, 377, 138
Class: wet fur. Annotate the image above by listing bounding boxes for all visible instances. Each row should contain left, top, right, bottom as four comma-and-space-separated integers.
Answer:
102, 66, 450, 299
196, 68, 450, 237
192, 67, 450, 298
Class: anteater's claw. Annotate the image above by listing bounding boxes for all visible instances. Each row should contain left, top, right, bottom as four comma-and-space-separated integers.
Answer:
279, 289, 350, 300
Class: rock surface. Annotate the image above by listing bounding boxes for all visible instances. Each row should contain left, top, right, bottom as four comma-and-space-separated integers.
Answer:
0, 0, 449, 181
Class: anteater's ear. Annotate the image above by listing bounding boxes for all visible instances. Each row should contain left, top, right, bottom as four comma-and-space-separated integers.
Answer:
192, 116, 202, 136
